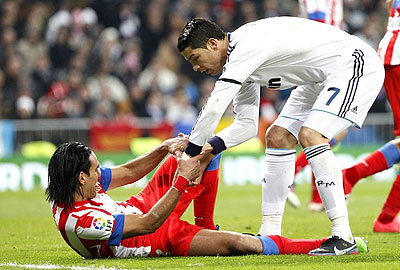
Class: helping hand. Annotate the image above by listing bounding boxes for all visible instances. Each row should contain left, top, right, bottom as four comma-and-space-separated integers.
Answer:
163, 133, 188, 154
175, 151, 204, 186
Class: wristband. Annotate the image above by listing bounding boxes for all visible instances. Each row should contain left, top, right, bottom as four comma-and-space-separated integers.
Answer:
208, 136, 227, 155
172, 175, 190, 193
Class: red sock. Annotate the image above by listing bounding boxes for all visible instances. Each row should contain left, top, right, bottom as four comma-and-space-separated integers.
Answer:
377, 175, 400, 224
194, 169, 219, 230
345, 150, 388, 187
295, 151, 308, 175
268, 235, 327, 254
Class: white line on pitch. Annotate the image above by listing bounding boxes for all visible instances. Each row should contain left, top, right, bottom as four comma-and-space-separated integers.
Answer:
0, 262, 137, 270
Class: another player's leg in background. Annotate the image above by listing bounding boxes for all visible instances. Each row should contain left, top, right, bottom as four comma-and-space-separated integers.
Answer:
374, 172, 400, 232
342, 139, 400, 233
343, 139, 400, 192
383, 65, 400, 138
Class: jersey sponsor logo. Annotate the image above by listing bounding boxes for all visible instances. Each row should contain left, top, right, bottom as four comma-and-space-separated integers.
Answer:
268, 78, 281, 89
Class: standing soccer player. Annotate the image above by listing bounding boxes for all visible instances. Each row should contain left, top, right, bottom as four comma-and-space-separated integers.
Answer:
378, 0, 400, 138
177, 17, 384, 255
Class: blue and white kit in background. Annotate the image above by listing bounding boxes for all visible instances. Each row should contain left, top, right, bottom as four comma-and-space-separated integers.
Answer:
184, 16, 384, 156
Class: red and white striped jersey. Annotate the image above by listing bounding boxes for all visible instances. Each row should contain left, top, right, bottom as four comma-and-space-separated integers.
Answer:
51, 167, 152, 258
298, 0, 343, 28
378, 0, 400, 65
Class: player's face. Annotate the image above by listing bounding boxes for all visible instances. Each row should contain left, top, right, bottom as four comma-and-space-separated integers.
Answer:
181, 39, 226, 76
81, 153, 101, 200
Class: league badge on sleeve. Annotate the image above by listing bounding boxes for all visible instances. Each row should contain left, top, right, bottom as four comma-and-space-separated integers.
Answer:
93, 217, 106, 230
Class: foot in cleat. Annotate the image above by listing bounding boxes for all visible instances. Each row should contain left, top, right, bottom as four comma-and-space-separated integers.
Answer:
308, 236, 358, 256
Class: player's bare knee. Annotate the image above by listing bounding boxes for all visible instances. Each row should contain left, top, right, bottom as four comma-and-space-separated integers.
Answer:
225, 234, 258, 255
298, 127, 328, 148
390, 138, 400, 150
266, 125, 297, 148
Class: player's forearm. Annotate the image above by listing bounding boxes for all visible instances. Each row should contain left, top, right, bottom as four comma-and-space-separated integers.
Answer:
122, 176, 188, 237
111, 145, 168, 188
215, 116, 258, 150
186, 81, 241, 156
209, 84, 259, 153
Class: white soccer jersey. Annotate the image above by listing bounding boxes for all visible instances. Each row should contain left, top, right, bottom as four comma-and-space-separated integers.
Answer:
378, 0, 400, 65
185, 17, 383, 156
298, 0, 343, 28
51, 167, 151, 259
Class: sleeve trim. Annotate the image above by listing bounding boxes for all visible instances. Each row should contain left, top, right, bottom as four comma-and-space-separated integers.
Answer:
185, 142, 203, 156
108, 214, 125, 246
208, 136, 227, 155
99, 167, 112, 192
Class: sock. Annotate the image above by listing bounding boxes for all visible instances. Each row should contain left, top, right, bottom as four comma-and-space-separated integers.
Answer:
377, 174, 400, 224
193, 154, 221, 230
304, 143, 353, 242
255, 235, 280, 255
294, 139, 336, 176
345, 142, 400, 187
267, 235, 327, 255
259, 148, 296, 235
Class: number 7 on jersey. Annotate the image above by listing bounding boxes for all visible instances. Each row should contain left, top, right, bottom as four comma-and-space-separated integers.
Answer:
326, 87, 340, 106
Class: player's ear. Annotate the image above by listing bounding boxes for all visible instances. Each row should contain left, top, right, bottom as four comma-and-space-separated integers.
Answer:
78, 172, 85, 185
207, 38, 218, 50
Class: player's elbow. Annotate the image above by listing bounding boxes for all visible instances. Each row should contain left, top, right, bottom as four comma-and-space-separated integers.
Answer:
142, 213, 163, 234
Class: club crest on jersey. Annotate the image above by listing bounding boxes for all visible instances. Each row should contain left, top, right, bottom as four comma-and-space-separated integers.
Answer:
93, 217, 106, 230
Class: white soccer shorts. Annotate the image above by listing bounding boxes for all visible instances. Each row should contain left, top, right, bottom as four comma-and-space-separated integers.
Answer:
273, 38, 385, 141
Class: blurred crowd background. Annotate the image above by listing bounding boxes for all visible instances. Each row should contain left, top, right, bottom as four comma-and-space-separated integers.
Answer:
0, 0, 391, 131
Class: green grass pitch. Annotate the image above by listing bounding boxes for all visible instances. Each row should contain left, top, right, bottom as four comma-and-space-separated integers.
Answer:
1, 180, 399, 270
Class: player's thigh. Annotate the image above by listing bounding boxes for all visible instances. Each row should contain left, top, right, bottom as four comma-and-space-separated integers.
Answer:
272, 85, 319, 141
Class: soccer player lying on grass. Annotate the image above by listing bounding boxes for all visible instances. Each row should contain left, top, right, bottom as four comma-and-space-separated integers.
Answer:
45, 135, 368, 258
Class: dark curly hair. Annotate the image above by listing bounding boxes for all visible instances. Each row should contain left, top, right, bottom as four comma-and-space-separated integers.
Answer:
46, 142, 92, 209
177, 18, 225, 52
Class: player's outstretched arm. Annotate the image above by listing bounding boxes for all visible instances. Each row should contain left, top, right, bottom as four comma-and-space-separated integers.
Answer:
121, 152, 203, 237
107, 134, 188, 190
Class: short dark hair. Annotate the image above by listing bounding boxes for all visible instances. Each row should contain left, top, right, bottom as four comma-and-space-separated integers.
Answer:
46, 142, 92, 209
177, 18, 225, 52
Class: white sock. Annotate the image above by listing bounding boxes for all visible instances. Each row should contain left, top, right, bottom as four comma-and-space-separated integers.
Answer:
258, 148, 296, 235
304, 143, 353, 242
